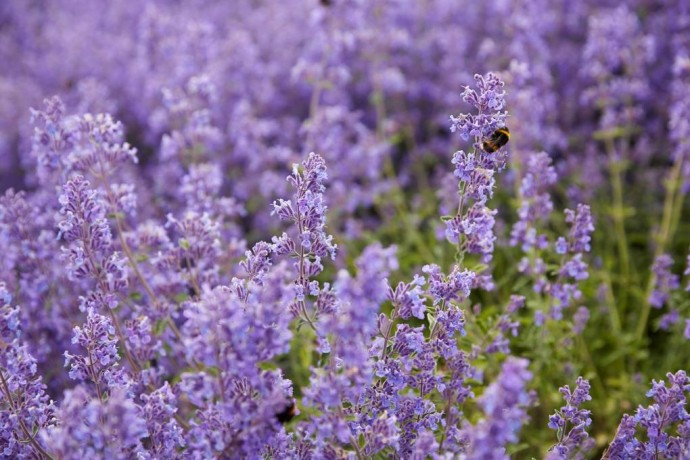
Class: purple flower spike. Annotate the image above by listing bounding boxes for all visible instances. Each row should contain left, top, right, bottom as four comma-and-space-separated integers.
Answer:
461, 357, 533, 459
547, 377, 594, 459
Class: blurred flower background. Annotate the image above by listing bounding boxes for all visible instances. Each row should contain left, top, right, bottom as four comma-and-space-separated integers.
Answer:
1, 0, 690, 458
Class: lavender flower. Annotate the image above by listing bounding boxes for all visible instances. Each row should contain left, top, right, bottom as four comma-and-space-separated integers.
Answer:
124, 315, 163, 385
564, 205, 595, 255
272, 152, 336, 261
270, 152, 336, 331
58, 175, 113, 259
57, 175, 128, 306
64, 308, 131, 394
70, 113, 138, 178
233, 240, 273, 302
387, 273, 427, 320
450, 73, 508, 149
29, 96, 75, 186
461, 357, 533, 459
164, 210, 221, 291
581, 5, 653, 130
445, 72, 510, 267
30, 98, 138, 187
659, 309, 680, 331
180, 268, 294, 457
43, 386, 147, 459
361, 413, 400, 457
139, 382, 186, 457
604, 371, 690, 459
0, 284, 56, 459
544, 205, 595, 321
182, 283, 292, 381
670, 56, 690, 193
510, 151, 557, 251
649, 254, 680, 309
547, 377, 593, 459
485, 314, 519, 355
302, 244, 399, 455
1, 3, 690, 456
423, 264, 475, 305
0, 188, 70, 367
572, 307, 590, 335
506, 295, 525, 314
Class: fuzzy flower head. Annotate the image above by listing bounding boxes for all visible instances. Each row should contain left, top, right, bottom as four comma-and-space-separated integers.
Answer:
58, 175, 112, 253
510, 152, 557, 251
649, 254, 680, 309
30, 97, 138, 186
606, 371, 690, 459
444, 72, 509, 267
547, 377, 594, 458
461, 357, 534, 459
0, 285, 57, 459
450, 72, 508, 143
70, 113, 138, 178
64, 308, 131, 392
564, 204, 595, 254
581, 5, 653, 130
57, 175, 129, 299
423, 264, 475, 305
30, 96, 75, 185
670, 56, 690, 193
271, 152, 336, 261
43, 386, 146, 458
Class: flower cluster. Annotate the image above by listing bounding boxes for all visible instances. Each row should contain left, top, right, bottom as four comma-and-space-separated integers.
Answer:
604, 371, 690, 459
650, 254, 680, 309
0, 284, 56, 459
445, 73, 508, 268
581, 5, 653, 131
510, 151, 557, 251
64, 308, 131, 392
461, 357, 534, 458
271, 152, 337, 332
547, 377, 594, 459
1, 3, 690, 458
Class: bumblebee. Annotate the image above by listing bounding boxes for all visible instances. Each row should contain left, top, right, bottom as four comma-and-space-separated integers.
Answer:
481, 127, 510, 153
275, 400, 297, 424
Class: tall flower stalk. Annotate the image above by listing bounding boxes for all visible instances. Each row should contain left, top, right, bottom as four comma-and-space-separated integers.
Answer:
446, 72, 509, 271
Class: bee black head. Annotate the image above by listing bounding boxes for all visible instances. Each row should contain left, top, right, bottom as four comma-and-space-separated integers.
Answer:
276, 400, 297, 424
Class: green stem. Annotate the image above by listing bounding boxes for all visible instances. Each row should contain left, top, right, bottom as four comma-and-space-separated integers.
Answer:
635, 154, 685, 341
667, 167, 687, 245
350, 435, 365, 460
601, 270, 623, 336
606, 140, 630, 314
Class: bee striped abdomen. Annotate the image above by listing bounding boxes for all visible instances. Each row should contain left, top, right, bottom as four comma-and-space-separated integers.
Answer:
482, 127, 510, 153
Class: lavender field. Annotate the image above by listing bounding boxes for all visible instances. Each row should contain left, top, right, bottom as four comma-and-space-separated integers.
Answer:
1, 1, 690, 459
